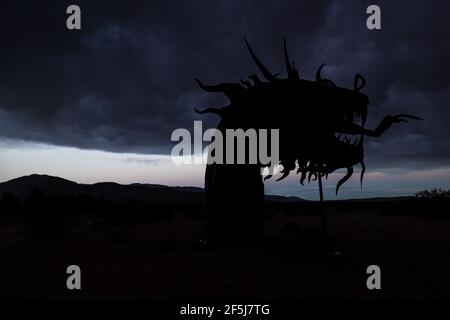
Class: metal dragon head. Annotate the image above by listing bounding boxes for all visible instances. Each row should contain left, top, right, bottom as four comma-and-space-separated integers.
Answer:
195, 38, 421, 194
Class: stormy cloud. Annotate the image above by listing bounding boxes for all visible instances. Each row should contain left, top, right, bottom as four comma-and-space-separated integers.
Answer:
0, 0, 449, 171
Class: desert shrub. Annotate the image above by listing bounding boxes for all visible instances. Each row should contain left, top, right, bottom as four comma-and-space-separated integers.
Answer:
414, 188, 450, 200
414, 188, 450, 218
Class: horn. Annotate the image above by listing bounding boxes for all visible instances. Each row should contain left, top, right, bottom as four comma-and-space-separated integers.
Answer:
354, 74, 366, 91
283, 38, 299, 79
316, 63, 326, 82
194, 107, 223, 116
336, 166, 354, 195
315, 63, 336, 86
194, 79, 227, 92
244, 37, 277, 82
393, 114, 424, 121
195, 79, 244, 98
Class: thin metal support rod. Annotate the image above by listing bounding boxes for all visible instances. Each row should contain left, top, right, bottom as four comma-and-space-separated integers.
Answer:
318, 173, 326, 235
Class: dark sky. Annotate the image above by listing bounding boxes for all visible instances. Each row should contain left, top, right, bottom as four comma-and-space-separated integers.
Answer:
0, 0, 449, 172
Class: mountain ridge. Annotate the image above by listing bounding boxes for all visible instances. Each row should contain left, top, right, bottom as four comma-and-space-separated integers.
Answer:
0, 174, 413, 204
0, 174, 307, 204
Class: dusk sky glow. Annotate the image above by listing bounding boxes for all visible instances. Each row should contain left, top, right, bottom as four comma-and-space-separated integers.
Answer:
1, 138, 449, 200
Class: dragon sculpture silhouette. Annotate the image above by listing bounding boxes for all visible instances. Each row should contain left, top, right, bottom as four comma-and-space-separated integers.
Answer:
195, 38, 422, 246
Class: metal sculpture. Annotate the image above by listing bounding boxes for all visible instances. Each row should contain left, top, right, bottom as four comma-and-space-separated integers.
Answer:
195, 38, 422, 246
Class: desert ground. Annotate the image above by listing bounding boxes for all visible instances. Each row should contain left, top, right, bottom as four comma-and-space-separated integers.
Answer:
0, 205, 449, 301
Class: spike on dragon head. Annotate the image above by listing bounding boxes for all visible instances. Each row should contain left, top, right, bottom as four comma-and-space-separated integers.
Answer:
195, 38, 422, 194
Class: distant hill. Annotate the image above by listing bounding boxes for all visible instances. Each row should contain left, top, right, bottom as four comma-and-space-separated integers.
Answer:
0, 174, 306, 205
0, 175, 204, 205
0, 175, 80, 197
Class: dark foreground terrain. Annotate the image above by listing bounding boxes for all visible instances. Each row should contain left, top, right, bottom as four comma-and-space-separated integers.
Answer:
0, 205, 449, 300
0, 175, 449, 300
